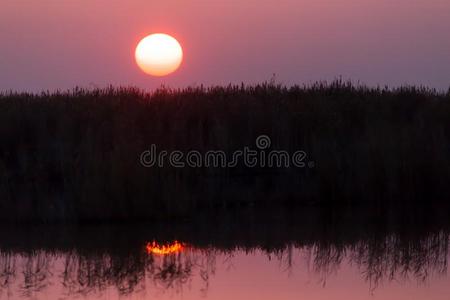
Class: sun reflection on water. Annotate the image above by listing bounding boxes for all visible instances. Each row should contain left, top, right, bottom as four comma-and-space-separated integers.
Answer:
146, 241, 185, 255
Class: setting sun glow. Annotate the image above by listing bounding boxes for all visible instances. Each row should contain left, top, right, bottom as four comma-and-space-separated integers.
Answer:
146, 241, 185, 255
135, 33, 183, 77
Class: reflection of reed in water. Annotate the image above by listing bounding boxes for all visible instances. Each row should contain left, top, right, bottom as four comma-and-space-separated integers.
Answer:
0, 247, 217, 298
150, 248, 216, 295
60, 249, 215, 297
308, 231, 449, 288
0, 232, 448, 299
61, 251, 149, 296
0, 251, 54, 298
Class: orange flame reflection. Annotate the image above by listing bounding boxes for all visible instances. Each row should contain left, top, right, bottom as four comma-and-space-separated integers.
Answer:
146, 241, 185, 255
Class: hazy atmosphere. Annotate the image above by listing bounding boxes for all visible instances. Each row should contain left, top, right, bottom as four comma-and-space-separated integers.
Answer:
1, 1, 449, 300
1, 0, 450, 92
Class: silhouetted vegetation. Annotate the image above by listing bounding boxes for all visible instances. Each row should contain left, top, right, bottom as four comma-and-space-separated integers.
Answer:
0, 81, 449, 222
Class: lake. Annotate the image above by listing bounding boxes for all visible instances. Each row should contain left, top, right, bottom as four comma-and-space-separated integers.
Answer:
1, 211, 448, 300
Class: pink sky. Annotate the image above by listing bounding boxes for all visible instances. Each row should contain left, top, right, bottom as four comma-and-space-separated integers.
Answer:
1, 0, 450, 92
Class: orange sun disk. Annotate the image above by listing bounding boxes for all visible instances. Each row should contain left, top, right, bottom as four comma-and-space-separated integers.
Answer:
135, 33, 183, 76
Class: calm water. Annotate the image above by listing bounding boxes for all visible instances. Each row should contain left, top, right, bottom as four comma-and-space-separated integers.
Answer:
0, 217, 449, 300
1, 246, 449, 300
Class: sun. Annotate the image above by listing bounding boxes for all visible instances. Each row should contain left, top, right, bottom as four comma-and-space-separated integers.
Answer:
135, 33, 183, 77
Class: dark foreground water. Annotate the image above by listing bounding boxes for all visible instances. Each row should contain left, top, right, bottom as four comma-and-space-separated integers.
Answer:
0, 210, 449, 300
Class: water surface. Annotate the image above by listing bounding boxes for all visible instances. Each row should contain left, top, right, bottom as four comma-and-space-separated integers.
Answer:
1, 215, 448, 300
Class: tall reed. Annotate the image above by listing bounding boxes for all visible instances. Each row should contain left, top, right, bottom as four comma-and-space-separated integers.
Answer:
0, 82, 449, 222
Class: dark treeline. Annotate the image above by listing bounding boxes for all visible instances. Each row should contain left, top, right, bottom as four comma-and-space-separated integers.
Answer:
0, 81, 450, 222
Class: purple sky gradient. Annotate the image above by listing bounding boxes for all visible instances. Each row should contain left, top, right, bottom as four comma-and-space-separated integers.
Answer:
1, 0, 449, 92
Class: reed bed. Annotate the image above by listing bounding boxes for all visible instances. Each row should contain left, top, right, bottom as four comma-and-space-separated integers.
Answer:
0, 81, 449, 222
